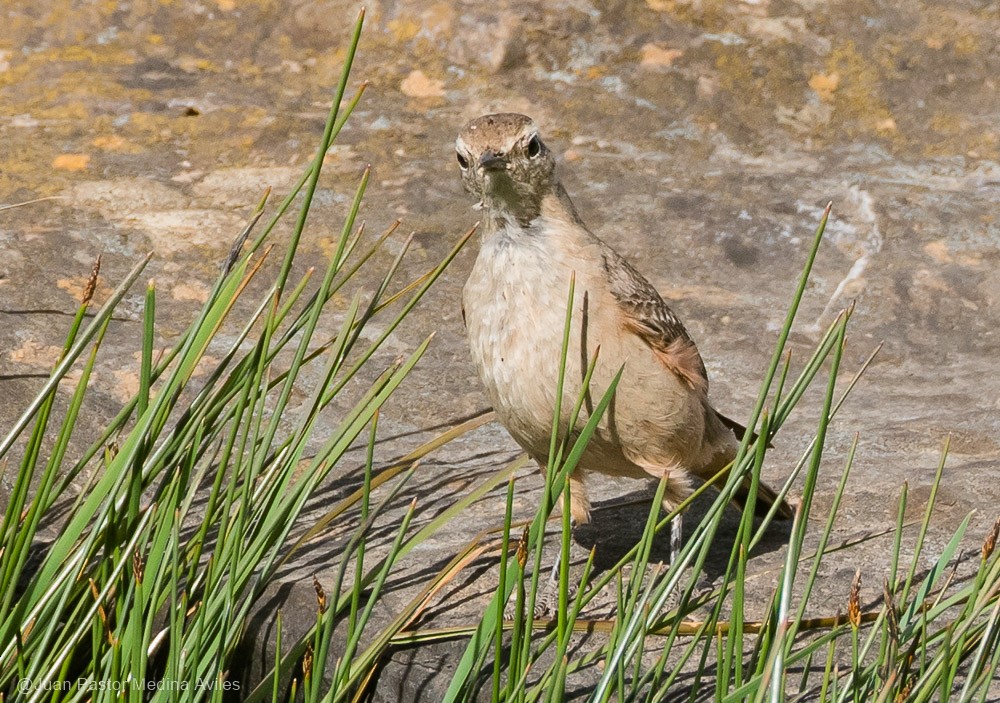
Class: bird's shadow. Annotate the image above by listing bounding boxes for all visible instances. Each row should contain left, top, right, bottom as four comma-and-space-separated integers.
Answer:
571, 483, 793, 582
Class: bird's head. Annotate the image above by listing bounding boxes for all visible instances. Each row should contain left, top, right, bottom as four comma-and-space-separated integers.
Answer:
455, 113, 556, 224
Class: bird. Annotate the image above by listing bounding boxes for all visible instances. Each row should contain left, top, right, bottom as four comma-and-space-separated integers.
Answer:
456, 113, 793, 569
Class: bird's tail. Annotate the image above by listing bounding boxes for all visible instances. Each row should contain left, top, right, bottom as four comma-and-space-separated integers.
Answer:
732, 476, 795, 520
712, 410, 794, 520
700, 453, 795, 520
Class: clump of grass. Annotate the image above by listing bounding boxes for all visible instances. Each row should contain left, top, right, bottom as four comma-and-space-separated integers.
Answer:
0, 9, 471, 701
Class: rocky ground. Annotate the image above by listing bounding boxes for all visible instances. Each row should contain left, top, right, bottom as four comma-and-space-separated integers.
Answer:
1, 0, 998, 699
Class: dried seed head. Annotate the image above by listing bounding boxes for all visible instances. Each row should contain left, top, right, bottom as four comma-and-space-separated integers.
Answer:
302, 643, 314, 680
895, 681, 912, 703
132, 549, 145, 585
883, 578, 898, 643
313, 575, 327, 614
982, 515, 1000, 562
516, 525, 530, 569
82, 255, 102, 306
88, 578, 110, 634
848, 568, 862, 629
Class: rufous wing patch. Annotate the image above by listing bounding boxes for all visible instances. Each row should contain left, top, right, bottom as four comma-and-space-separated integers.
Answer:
623, 317, 709, 394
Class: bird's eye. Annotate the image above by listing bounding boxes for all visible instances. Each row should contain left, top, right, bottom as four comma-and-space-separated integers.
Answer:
527, 135, 541, 158
456, 151, 469, 169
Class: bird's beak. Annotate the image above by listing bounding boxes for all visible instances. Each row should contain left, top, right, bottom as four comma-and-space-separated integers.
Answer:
478, 150, 506, 171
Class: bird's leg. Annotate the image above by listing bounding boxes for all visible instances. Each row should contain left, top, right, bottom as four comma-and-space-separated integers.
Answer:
530, 470, 588, 616
547, 548, 563, 585
669, 511, 683, 566
501, 520, 578, 620
655, 511, 688, 613
534, 519, 578, 618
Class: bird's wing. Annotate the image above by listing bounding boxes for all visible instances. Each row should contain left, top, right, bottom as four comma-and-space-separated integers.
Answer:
602, 247, 709, 393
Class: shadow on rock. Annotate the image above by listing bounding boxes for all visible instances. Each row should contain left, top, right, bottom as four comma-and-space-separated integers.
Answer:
572, 483, 793, 580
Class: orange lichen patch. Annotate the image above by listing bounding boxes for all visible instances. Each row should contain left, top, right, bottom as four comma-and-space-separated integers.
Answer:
823, 42, 897, 137
90, 134, 142, 153
929, 112, 968, 135
174, 55, 220, 73
421, 2, 456, 36
808, 72, 839, 102
953, 34, 979, 55
400, 70, 445, 98
52, 153, 91, 171
875, 117, 897, 134
923, 240, 952, 264
193, 355, 220, 378
314, 236, 334, 259
215, 0, 236, 11
111, 369, 141, 403
389, 16, 421, 42
171, 282, 211, 303
90, 135, 124, 150
640, 43, 683, 68
921, 240, 983, 269
7, 340, 64, 368
57, 274, 112, 304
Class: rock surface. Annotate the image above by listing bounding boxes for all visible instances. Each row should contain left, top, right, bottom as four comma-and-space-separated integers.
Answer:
2, 0, 998, 699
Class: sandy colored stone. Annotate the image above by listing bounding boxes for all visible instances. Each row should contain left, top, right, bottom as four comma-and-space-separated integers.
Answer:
400, 70, 446, 98
52, 154, 90, 171
640, 43, 683, 68
809, 72, 840, 101
170, 281, 211, 303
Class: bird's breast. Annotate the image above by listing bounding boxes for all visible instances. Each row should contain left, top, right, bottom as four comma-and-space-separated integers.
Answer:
462, 229, 588, 453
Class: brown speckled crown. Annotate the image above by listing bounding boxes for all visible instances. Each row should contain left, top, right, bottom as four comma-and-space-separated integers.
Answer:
456, 113, 537, 155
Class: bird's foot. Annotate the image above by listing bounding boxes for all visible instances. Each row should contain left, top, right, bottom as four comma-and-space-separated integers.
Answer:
502, 564, 579, 620
533, 572, 578, 618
